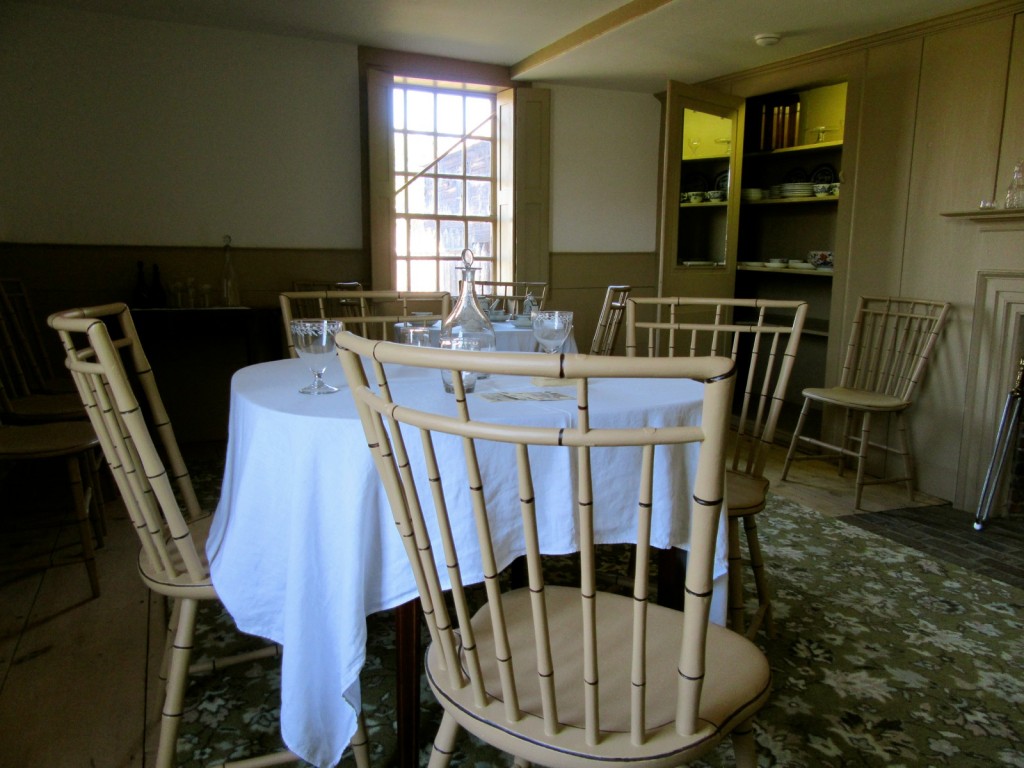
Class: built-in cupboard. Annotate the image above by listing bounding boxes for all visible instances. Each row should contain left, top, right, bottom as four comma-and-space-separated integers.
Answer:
659, 80, 848, 434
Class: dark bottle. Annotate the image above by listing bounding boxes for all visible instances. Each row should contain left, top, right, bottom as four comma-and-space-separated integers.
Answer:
131, 261, 150, 308
150, 264, 167, 308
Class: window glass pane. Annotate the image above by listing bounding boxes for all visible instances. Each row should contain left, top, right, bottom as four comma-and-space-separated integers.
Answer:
439, 220, 465, 256
407, 134, 436, 173
394, 174, 408, 214
395, 263, 409, 292
468, 222, 492, 259
406, 90, 434, 132
409, 219, 437, 256
437, 142, 463, 175
394, 134, 405, 173
410, 258, 439, 292
466, 180, 490, 216
437, 93, 464, 136
467, 96, 492, 137
438, 178, 463, 216
465, 139, 491, 177
394, 220, 409, 256
392, 88, 406, 130
407, 177, 435, 215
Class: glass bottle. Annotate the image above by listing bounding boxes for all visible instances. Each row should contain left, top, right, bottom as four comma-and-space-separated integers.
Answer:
131, 260, 150, 308
438, 248, 495, 393
222, 235, 241, 306
150, 264, 167, 308
1005, 159, 1024, 210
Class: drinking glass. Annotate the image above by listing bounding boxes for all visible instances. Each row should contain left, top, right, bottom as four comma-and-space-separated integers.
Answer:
290, 318, 343, 394
532, 311, 573, 354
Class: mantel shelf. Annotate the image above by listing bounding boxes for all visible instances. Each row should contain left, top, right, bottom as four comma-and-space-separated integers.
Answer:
941, 209, 1024, 222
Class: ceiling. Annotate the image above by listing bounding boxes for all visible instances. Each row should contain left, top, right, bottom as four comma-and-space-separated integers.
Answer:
29, 0, 999, 91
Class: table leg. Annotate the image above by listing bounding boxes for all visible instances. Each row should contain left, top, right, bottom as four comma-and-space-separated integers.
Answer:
395, 599, 421, 767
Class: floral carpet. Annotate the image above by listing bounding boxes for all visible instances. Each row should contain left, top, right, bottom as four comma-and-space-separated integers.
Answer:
179, 483, 1024, 767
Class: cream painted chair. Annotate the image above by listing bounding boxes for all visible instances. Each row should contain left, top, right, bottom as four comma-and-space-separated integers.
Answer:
336, 330, 770, 768
781, 295, 951, 510
49, 303, 369, 768
279, 289, 451, 357
469, 279, 548, 316
0, 418, 103, 598
625, 296, 807, 638
589, 284, 631, 355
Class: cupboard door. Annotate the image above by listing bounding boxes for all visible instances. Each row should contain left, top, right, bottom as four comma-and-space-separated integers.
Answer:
657, 80, 743, 299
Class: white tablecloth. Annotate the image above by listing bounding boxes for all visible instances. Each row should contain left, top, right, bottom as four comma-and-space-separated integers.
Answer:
207, 357, 726, 768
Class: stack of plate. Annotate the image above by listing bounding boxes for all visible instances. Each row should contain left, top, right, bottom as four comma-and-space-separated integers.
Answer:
780, 182, 814, 198
741, 188, 763, 201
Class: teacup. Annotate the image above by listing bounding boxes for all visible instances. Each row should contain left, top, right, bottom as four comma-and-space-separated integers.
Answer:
705, 190, 724, 202
813, 184, 830, 197
686, 191, 704, 204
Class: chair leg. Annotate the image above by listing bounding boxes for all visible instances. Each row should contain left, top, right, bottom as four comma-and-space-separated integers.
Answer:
66, 454, 100, 598
742, 514, 775, 639
156, 597, 198, 768
780, 397, 812, 481
427, 711, 460, 768
350, 710, 371, 768
731, 717, 758, 768
839, 408, 858, 477
854, 411, 872, 510
727, 516, 745, 636
895, 412, 915, 499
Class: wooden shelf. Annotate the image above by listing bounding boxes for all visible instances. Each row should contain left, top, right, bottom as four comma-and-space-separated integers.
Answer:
745, 140, 843, 158
738, 264, 833, 277
744, 196, 838, 205
941, 209, 1024, 222
680, 200, 728, 208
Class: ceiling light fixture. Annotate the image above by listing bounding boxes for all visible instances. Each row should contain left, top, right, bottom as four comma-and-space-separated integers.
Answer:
754, 33, 781, 47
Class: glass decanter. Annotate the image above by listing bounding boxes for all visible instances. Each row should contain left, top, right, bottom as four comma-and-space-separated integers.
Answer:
439, 248, 495, 393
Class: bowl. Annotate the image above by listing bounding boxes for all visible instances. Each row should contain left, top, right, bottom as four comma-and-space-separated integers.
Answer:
813, 183, 830, 197
705, 190, 724, 202
807, 250, 834, 268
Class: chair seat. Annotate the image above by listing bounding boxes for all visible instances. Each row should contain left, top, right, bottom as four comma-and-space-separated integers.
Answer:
802, 386, 909, 412
3, 392, 86, 422
726, 470, 769, 516
137, 514, 216, 598
0, 421, 98, 459
431, 586, 771, 767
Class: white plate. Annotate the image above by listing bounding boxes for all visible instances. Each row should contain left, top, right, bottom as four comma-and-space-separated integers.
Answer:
789, 263, 816, 270
764, 262, 788, 269
682, 260, 716, 266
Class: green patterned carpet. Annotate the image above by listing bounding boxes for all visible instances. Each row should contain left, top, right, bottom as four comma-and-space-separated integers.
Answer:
180, 481, 1024, 767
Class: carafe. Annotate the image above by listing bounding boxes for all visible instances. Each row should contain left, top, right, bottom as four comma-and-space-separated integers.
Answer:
439, 249, 495, 392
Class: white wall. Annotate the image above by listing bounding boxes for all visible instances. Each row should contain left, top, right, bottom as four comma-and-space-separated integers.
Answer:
546, 84, 662, 253
1, 3, 663, 258
0, 2, 362, 248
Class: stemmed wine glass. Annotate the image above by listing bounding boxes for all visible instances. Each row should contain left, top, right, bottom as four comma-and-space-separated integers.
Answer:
290, 318, 343, 394
532, 311, 573, 354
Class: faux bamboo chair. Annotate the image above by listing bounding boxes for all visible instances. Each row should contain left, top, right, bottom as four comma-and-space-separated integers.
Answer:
0, 291, 85, 422
0, 418, 103, 598
279, 289, 451, 357
781, 295, 951, 510
48, 303, 369, 768
625, 297, 807, 638
336, 331, 770, 768
589, 285, 632, 355
0, 278, 76, 394
289, 280, 364, 319
469, 279, 548, 316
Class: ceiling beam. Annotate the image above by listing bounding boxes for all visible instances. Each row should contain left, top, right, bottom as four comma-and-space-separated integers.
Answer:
511, 0, 676, 80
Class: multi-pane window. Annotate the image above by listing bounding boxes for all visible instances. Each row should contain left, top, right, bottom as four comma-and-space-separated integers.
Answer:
393, 83, 496, 293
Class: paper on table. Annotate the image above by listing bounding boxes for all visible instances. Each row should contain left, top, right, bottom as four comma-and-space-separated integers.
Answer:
478, 390, 573, 402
